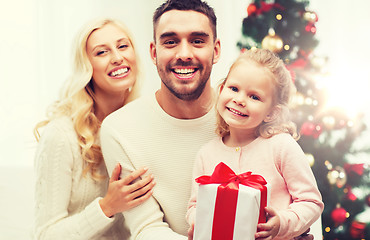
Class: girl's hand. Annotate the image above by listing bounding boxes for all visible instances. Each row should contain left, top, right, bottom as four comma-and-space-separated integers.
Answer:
99, 163, 155, 217
255, 206, 280, 240
294, 228, 314, 240
188, 223, 194, 240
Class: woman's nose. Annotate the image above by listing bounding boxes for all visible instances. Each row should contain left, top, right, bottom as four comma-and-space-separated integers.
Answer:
111, 50, 124, 65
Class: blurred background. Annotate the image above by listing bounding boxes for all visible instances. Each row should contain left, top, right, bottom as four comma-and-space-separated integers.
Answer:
1, 0, 369, 239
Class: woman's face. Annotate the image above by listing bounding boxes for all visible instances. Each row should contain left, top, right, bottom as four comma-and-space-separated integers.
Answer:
86, 23, 137, 98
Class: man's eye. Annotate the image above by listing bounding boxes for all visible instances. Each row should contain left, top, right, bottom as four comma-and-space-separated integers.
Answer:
164, 40, 176, 45
192, 39, 204, 44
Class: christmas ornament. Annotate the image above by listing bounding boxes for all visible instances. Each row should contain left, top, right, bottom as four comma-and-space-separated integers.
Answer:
305, 23, 317, 34
254, 1, 284, 16
322, 116, 336, 130
344, 163, 365, 176
366, 194, 370, 207
247, 3, 257, 15
303, 11, 318, 23
350, 221, 366, 239
300, 121, 322, 139
261, 29, 283, 53
331, 206, 348, 225
344, 187, 358, 201
327, 166, 347, 188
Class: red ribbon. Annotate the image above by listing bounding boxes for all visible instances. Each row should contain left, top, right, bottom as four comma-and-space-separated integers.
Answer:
196, 162, 268, 240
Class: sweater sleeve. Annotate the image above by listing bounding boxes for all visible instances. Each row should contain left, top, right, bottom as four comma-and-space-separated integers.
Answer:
186, 149, 205, 226
274, 135, 324, 239
34, 120, 115, 240
100, 122, 187, 240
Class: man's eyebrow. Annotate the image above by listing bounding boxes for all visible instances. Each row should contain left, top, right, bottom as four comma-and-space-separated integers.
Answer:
190, 31, 210, 38
159, 31, 210, 40
159, 31, 177, 40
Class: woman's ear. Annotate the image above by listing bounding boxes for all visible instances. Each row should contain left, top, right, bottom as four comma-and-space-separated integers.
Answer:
264, 106, 281, 122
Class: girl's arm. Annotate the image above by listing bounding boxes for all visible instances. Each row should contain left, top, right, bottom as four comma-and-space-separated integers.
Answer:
274, 134, 324, 239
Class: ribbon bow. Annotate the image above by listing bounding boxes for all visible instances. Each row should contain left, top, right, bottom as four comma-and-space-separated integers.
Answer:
196, 162, 268, 240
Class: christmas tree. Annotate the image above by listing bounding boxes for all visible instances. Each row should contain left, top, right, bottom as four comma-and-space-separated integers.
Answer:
237, 0, 370, 239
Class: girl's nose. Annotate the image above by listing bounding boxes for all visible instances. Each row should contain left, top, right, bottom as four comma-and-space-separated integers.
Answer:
233, 95, 246, 107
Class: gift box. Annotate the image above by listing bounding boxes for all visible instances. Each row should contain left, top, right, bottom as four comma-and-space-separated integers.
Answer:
193, 162, 270, 240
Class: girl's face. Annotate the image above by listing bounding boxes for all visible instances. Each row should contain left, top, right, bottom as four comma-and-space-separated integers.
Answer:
86, 23, 137, 98
217, 60, 276, 134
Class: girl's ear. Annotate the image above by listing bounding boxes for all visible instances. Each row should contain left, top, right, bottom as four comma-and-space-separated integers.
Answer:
264, 105, 281, 122
219, 82, 225, 94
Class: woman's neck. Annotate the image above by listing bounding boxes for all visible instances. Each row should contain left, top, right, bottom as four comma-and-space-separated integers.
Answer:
94, 90, 128, 122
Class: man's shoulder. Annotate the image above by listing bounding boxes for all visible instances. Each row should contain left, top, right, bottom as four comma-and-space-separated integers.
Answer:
103, 94, 155, 125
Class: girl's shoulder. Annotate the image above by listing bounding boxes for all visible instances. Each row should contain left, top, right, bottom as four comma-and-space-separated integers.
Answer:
269, 132, 295, 141
263, 133, 297, 147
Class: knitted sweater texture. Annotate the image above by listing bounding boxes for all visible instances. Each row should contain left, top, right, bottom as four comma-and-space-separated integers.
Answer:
34, 116, 127, 240
100, 93, 217, 240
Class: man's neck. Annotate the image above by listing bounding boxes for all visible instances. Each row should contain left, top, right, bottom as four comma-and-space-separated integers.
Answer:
155, 87, 215, 120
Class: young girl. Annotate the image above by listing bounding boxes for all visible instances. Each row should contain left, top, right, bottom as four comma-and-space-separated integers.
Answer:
186, 49, 324, 240
34, 18, 155, 240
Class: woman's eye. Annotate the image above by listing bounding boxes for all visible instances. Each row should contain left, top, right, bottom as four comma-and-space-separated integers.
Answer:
118, 44, 128, 49
96, 50, 107, 56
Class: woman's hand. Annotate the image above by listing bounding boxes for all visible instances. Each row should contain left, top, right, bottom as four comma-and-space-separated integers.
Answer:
255, 206, 280, 240
99, 163, 155, 217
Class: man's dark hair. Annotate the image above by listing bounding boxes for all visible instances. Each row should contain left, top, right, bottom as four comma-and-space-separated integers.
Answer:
153, 0, 217, 41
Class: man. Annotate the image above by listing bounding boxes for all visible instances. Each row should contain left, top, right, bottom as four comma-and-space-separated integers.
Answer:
101, 0, 314, 239
101, 1, 219, 239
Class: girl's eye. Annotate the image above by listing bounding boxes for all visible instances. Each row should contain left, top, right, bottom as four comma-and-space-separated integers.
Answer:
251, 95, 260, 101
230, 86, 238, 92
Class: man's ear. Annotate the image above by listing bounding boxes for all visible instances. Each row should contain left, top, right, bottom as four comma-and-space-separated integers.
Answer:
149, 41, 157, 65
213, 38, 221, 65
264, 106, 281, 122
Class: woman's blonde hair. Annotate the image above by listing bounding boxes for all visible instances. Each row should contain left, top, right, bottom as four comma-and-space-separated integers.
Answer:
216, 48, 299, 140
34, 18, 141, 180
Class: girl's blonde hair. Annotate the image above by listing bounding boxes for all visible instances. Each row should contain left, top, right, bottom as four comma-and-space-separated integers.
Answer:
34, 18, 141, 180
216, 48, 299, 140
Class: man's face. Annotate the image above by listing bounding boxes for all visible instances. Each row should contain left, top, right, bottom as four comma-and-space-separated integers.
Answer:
150, 10, 220, 101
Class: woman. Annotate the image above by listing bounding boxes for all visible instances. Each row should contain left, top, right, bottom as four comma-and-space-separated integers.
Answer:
34, 18, 155, 239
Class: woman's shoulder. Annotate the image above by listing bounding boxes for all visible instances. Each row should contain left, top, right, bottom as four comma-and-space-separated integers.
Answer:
39, 116, 76, 144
